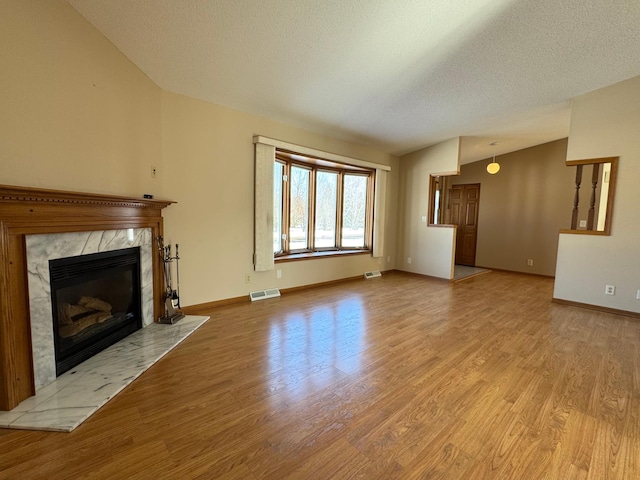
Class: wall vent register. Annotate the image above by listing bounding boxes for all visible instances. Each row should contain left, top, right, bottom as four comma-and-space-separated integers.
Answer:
249, 289, 281, 301
364, 271, 382, 279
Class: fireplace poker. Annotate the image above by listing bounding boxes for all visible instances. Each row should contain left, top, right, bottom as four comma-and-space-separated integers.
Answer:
175, 243, 181, 309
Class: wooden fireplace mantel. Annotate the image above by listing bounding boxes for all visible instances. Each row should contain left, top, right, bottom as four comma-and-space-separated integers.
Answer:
0, 184, 175, 410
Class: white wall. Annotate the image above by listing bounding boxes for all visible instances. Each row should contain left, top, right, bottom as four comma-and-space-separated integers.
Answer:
554, 76, 640, 313
397, 138, 460, 279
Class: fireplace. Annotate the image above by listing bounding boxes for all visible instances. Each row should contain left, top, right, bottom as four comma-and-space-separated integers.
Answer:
0, 185, 173, 411
49, 247, 143, 376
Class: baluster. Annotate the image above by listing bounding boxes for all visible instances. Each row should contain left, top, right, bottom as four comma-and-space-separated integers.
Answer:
571, 165, 583, 229
587, 163, 600, 230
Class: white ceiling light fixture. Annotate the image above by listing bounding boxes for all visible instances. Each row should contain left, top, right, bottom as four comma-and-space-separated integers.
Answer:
487, 141, 500, 174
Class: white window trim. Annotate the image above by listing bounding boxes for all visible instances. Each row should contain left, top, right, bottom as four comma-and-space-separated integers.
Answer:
253, 136, 391, 172
254, 142, 275, 271
372, 170, 387, 258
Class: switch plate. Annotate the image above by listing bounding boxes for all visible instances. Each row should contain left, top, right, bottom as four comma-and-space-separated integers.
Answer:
579, 220, 587, 228
605, 285, 615, 295
421, 216, 427, 223
276, 269, 282, 279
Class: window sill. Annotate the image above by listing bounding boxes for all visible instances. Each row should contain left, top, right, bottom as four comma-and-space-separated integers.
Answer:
275, 249, 371, 263
559, 229, 610, 236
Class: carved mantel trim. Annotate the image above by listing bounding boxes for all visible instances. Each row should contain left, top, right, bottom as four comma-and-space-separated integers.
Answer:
0, 184, 175, 410
0, 184, 174, 209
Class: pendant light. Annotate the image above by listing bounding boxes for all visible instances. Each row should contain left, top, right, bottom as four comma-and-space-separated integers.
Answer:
487, 141, 500, 174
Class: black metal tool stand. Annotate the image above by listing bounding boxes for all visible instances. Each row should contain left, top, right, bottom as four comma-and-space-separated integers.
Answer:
157, 236, 185, 324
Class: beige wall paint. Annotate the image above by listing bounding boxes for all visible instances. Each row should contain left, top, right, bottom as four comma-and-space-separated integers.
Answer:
0, 0, 162, 197
160, 91, 399, 306
554, 76, 640, 313
0, 0, 399, 307
455, 139, 571, 276
397, 138, 460, 279
9, 1, 637, 310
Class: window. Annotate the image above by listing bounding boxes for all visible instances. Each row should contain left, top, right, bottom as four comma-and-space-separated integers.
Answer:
342, 174, 368, 247
315, 171, 338, 248
274, 150, 375, 257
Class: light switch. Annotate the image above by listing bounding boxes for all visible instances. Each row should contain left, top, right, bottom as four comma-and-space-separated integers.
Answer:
579, 220, 587, 228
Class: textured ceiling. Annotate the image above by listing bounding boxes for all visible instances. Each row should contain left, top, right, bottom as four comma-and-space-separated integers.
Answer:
66, 0, 640, 162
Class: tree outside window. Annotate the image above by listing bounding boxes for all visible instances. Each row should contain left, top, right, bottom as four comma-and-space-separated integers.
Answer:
274, 152, 373, 256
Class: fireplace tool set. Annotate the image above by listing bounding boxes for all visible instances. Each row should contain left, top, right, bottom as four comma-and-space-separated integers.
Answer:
157, 236, 185, 324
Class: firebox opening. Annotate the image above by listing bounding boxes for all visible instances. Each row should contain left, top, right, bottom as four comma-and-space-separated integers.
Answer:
49, 247, 142, 376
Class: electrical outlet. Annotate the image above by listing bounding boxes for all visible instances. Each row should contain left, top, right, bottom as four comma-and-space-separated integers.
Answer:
387, 256, 391, 263
579, 219, 587, 228
407, 257, 412, 264
151, 165, 158, 178
245, 274, 251, 284
527, 259, 534, 266
378, 257, 382, 264
636, 289, 640, 300
605, 285, 615, 295
421, 216, 427, 223
276, 269, 282, 279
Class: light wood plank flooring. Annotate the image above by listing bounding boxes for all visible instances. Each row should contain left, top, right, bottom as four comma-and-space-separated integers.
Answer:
1, 271, 640, 479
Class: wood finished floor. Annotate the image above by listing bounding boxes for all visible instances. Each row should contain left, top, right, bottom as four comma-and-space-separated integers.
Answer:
2, 271, 640, 479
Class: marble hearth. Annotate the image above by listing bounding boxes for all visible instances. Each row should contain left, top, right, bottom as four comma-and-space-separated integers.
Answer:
0, 314, 209, 432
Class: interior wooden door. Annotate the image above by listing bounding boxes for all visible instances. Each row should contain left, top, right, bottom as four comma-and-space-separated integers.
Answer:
449, 183, 480, 266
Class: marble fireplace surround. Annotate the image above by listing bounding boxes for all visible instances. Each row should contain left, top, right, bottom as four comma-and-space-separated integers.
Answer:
26, 228, 155, 390
0, 185, 173, 411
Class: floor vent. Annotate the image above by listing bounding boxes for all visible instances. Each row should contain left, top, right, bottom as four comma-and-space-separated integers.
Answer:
364, 271, 382, 279
249, 288, 281, 301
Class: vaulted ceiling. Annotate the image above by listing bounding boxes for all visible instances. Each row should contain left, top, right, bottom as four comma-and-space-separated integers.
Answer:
66, 0, 640, 162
